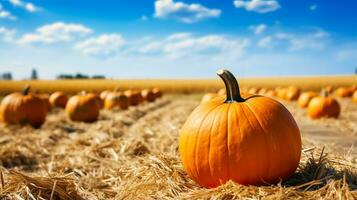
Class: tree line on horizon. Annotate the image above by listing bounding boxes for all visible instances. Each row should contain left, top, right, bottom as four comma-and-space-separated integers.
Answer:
0, 69, 106, 80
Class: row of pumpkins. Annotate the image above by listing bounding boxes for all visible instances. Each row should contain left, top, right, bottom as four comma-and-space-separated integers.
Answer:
0, 86, 163, 128
202, 85, 357, 119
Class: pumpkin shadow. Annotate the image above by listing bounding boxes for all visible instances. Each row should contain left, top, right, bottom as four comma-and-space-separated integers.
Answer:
282, 148, 357, 191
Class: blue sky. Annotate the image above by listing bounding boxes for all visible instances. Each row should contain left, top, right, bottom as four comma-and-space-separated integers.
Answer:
0, 0, 356, 79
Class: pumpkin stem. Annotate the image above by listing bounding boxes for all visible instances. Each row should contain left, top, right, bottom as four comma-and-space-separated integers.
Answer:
22, 85, 31, 95
217, 69, 244, 103
321, 89, 328, 97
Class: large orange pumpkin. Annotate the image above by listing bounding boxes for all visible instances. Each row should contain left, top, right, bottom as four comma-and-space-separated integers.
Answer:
308, 91, 340, 119
353, 91, 357, 105
0, 86, 48, 128
124, 90, 141, 106
298, 91, 317, 108
65, 92, 100, 122
179, 69, 301, 188
335, 87, 354, 98
201, 93, 219, 103
49, 91, 68, 108
285, 86, 301, 101
141, 89, 156, 102
104, 92, 129, 110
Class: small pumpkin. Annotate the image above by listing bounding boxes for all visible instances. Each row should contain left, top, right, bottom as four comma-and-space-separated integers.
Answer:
179, 69, 301, 188
353, 91, 357, 105
49, 91, 68, 108
201, 93, 219, 103
100, 90, 112, 101
285, 86, 301, 101
266, 89, 277, 97
335, 87, 354, 98
248, 87, 260, 94
298, 91, 317, 108
141, 89, 156, 102
324, 86, 334, 94
152, 88, 163, 98
104, 92, 129, 110
277, 88, 287, 100
0, 86, 48, 128
124, 90, 141, 106
66, 92, 100, 122
308, 91, 340, 119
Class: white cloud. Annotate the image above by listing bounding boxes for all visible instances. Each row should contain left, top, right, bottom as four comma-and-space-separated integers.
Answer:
234, 0, 280, 13
0, 27, 15, 42
74, 34, 125, 58
154, 0, 221, 23
257, 36, 272, 48
275, 30, 329, 51
336, 48, 357, 61
138, 33, 250, 59
0, 4, 16, 20
249, 24, 267, 35
19, 22, 92, 44
9, 0, 39, 12
309, 4, 317, 11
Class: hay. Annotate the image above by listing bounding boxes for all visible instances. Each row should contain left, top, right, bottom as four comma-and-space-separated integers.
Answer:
0, 96, 357, 199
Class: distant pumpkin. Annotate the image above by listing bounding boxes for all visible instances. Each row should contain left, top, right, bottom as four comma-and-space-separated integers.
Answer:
217, 88, 226, 95
353, 91, 357, 105
141, 89, 156, 102
248, 87, 260, 94
179, 69, 301, 188
0, 85, 47, 128
152, 88, 163, 98
124, 90, 141, 106
285, 86, 301, 101
325, 86, 334, 94
201, 93, 219, 103
104, 92, 129, 110
308, 91, 340, 119
277, 88, 287, 100
266, 90, 277, 97
298, 92, 317, 108
335, 87, 354, 98
66, 92, 100, 122
49, 91, 68, 108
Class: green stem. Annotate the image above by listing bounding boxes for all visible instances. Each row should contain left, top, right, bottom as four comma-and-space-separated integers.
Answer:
217, 69, 244, 103
22, 85, 31, 95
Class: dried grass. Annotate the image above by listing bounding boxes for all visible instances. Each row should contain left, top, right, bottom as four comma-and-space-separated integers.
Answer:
0, 95, 357, 199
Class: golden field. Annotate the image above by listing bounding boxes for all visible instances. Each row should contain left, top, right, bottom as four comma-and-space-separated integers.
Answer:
0, 76, 356, 199
0, 75, 355, 95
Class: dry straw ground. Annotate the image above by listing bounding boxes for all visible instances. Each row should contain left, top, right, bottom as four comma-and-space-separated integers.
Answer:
0, 95, 356, 199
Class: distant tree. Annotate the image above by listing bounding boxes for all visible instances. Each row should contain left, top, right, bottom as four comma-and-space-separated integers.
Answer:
31, 68, 38, 80
56, 74, 74, 79
92, 75, 105, 79
75, 73, 89, 79
0, 72, 12, 80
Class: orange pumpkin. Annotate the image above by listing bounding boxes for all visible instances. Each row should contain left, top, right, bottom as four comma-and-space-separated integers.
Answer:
248, 87, 260, 94
335, 87, 354, 98
325, 86, 334, 94
201, 93, 219, 103
49, 91, 68, 108
104, 92, 129, 110
352, 90, 357, 104
277, 88, 287, 100
308, 91, 340, 119
152, 88, 163, 98
179, 69, 301, 188
266, 89, 277, 97
141, 89, 156, 102
285, 86, 301, 101
100, 90, 111, 101
65, 92, 100, 122
124, 90, 141, 106
0, 86, 48, 128
37, 93, 52, 111
298, 92, 317, 108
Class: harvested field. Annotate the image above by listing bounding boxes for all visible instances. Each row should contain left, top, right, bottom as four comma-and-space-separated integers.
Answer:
0, 94, 357, 199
